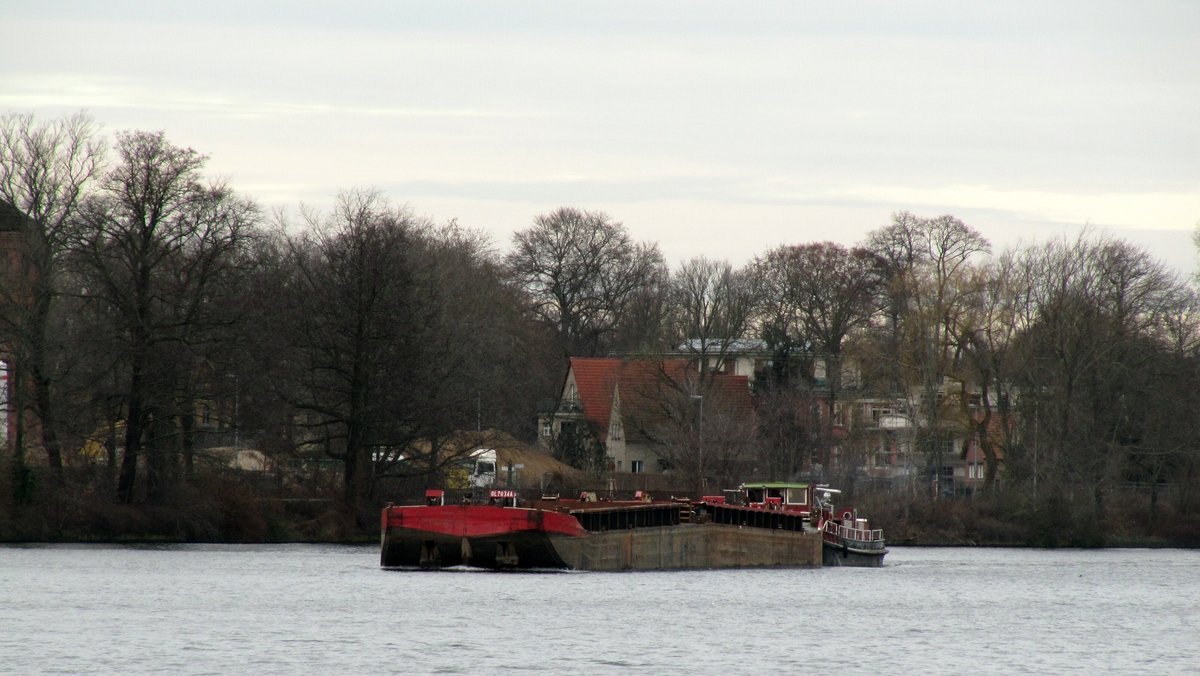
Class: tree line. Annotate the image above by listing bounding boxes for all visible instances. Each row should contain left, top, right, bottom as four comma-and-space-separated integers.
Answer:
2, 112, 1198, 541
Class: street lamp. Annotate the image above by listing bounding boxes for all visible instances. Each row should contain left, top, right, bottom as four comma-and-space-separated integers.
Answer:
691, 394, 704, 489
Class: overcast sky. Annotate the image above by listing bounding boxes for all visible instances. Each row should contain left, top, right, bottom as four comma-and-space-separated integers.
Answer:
3, 1, 1198, 273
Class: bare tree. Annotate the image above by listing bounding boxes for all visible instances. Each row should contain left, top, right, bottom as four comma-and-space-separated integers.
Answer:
670, 256, 757, 370
864, 212, 990, 494
1008, 232, 1189, 522
0, 111, 104, 477
506, 207, 665, 357
270, 191, 419, 516
752, 379, 818, 481
649, 258, 759, 487
69, 130, 257, 503
944, 253, 1027, 489
609, 267, 673, 355
269, 192, 556, 518
1136, 288, 1200, 519
751, 242, 879, 464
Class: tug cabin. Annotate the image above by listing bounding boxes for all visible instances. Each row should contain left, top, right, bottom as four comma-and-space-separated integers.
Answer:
741, 482, 813, 516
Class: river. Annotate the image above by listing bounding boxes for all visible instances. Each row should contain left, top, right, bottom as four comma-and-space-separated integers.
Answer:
1, 544, 1197, 674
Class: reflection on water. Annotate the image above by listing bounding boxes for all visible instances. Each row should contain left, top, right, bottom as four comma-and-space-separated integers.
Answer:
2, 544, 1198, 674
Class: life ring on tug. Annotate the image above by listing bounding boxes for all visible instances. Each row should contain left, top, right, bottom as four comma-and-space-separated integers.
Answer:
839, 509, 854, 521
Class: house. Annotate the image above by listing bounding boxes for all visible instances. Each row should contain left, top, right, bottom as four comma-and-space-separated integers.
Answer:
539, 357, 754, 480
674, 338, 773, 382
953, 406, 1007, 494
829, 382, 1007, 495
837, 397, 918, 483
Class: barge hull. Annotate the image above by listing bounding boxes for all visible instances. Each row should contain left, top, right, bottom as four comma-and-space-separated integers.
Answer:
380, 528, 571, 569
382, 521, 824, 570
380, 504, 585, 568
822, 541, 888, 568
554, 523, 822, 571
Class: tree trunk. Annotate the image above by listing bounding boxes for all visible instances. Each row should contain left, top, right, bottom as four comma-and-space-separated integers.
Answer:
117, 368, 143, 504
180, 409, 195, 480
30, 296, 63, 476
146, 410, 164, 503
9, 362, 34, 505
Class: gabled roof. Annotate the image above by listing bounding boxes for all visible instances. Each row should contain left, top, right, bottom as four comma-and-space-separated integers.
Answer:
564, 357, 753, 443
704, 371, 755, 418
568, 358, 623, 439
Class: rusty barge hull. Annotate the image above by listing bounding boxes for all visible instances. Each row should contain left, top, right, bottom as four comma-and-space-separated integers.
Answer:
552, 523, 823, 571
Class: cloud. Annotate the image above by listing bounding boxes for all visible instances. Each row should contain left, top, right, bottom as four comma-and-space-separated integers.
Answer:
0, 75, 539, 122
833, 184, 1200, 233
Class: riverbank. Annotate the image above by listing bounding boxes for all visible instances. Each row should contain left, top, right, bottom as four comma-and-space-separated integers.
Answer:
4, 483, 1199, 548
858, 491, 1200, 549
0, 475, 377, 545
4, 466, 1199, 548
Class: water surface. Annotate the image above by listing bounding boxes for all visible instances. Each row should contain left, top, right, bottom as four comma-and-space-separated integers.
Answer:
2, 545, 1196, 673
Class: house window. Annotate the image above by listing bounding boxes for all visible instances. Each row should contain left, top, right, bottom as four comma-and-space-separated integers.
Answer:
631, 460, 644, 473
541, 420, 552, 438
871, 405, 897, 423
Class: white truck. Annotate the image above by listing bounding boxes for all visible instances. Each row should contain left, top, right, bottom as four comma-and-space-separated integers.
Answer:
467, 448, 497, 489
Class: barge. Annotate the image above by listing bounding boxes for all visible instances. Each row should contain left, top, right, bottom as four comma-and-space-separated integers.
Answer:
380, 483, 885, 571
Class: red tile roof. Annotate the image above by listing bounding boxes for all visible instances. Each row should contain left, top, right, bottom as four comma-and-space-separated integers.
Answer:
565, 357, 753, 442
567, 358, 622, 439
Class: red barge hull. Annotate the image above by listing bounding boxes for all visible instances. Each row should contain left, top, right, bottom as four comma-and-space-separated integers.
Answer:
380, 504, 587, 569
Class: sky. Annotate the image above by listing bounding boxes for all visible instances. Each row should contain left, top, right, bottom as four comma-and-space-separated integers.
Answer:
2, 1, 1198, 274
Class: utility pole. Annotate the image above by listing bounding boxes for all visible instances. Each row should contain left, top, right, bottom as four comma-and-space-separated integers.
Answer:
691, 394, 704, 490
